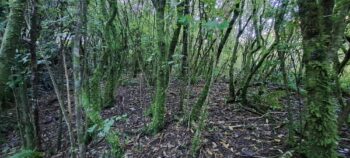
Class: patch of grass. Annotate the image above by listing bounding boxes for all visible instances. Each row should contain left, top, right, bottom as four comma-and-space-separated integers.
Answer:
252, 88, 287, 110
264, 90, 287, 109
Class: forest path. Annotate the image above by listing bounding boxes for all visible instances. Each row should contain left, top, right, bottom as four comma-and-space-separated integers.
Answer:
1, 79, 349, 158
92, 80, 290, 158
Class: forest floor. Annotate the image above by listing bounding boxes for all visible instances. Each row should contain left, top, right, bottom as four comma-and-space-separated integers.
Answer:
1, 78, 350, 158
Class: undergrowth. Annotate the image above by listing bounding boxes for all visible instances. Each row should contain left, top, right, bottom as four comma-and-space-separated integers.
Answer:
10, 150, 43, 158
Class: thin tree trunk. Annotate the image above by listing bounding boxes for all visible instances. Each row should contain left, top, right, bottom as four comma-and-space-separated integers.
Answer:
73, 0, 88, 157
190, 58, 214, 122
56, 110, 63, 152
46, 63, 76, 157
28, 0, 41, 150
16, 81, 36, 150
215, 0, 242, 63
166, 1, 184, 84
179, 0, 189, 113
228, 14, 251, 102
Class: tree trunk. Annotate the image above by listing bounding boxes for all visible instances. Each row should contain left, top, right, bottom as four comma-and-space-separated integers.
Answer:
190, 58, 214, 121
297, 0, 348, 157
0, 0, 26, 108
228, 14, 251, 102
215, 1, 241, 63
28, 0, 41, 150
73, 0, 88, 157
165, 1, 185, 86
46, 63, 76, 157
179, 0, 189, 113
13, 80, 36, 150
149, 0, 168, 134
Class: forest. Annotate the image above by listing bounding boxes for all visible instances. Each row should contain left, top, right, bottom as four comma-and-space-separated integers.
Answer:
0, 0, 350, 157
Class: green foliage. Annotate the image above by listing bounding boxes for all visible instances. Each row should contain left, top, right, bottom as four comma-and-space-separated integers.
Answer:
340, 67, 350, 91
87, 115, 127, 138
287, 82, 306, 96
201, 0, 215, 10
263, 90, 286, 110
10, 150, 43, 158
251, 87, 286, 110
203, 20, 229, 31
0, 0, 345, 157
82, 90, 125, 157
345, 23, 350, 37
178, 15, 193, 25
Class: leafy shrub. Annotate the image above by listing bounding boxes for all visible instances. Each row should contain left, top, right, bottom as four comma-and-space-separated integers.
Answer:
252, 88, 286, 110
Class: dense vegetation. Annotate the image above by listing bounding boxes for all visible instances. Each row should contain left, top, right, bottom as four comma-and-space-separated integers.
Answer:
0, 0, 350, 157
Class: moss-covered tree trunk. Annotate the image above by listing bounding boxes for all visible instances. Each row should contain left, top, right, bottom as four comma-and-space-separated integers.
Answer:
179, 0, 190, 114
73, 0, 88, 157
297, 0, 349, 157
13, 81, 37, 150
191, 0, 242, 121
149, 0, 168, 134
102, 1, 121, 108
0, 0, 26, 108
190, 58, 214, 122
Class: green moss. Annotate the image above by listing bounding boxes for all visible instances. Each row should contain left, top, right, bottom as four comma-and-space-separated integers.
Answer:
0, 0, 26, 106
190, 130, 201, 158
190, 104, 208, 158
149, 82, 166, 134
302, 62, 338, 158
190, 64, 213, 122
10, 150, 43, 158
251, 88, 286, 110
264, 90, 286, 110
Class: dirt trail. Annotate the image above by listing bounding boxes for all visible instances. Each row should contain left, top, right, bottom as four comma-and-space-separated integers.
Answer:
1, 80, 349, 158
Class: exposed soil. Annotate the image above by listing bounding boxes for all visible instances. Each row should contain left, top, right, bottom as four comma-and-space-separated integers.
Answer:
1, 79, 350, 158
